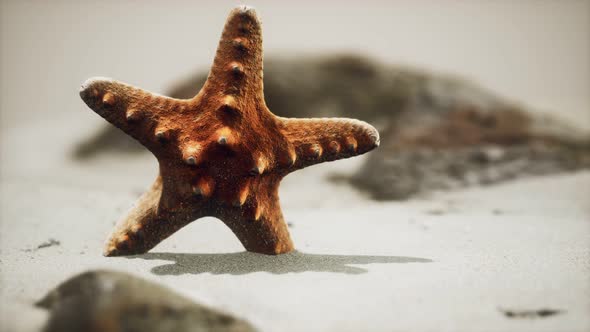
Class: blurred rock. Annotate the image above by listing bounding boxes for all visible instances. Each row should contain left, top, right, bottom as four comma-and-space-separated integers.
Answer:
499, 307, 564, 319
36, 270, 257, 332
74, 54, 590, 200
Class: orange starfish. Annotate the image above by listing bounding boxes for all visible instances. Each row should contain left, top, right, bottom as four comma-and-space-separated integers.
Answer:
79, 6, 379, 256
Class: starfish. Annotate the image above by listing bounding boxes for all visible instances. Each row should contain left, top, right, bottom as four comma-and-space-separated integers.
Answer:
79, 6, 380, 256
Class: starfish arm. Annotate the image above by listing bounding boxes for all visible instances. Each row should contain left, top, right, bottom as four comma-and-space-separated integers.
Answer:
202, 6, 264, 102
79, 77, 189, 155
103, 176, 202, 256
279, 117, 380, 169
218, 179, 294, 255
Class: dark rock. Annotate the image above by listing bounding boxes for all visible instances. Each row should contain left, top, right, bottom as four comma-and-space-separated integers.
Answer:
37, 239, 61, 250
352, 142, 590, 201
73, 53, 590, 200
23, 238, 61, 252
425, 209, 446, 216
36, 270, 257, 332
499, 307, 564, 319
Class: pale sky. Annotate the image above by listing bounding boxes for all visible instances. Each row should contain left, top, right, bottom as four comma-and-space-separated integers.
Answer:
1, 0, 589, 129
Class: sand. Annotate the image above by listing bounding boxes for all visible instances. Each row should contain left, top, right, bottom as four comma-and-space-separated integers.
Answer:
1, 112, 589, 331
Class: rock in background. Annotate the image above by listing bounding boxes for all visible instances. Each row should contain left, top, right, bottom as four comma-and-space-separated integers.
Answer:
36, 270, 257, 332
73, 54, 590, 200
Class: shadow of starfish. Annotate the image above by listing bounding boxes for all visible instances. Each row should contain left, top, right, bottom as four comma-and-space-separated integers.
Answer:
126, 251, 433, 275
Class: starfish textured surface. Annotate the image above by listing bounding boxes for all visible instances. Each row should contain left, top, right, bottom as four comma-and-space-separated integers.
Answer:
79, 6, 380, 256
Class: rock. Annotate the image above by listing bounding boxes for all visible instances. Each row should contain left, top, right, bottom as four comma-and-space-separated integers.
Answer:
499, 307, 564, 319
36, 239, 61, 250
73, 54, 590, 200
23, 238, 61, 252
36, 270, 257, 332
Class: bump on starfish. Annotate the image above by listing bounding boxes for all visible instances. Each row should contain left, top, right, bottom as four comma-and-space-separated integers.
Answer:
79, 5, 380, 256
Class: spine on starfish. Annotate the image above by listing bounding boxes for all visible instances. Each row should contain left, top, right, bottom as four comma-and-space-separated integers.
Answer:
253, 202, 264, 221
193, 176, 214, 198
220, 95, 240, 115
250, 154, 268, 175
233, 179, 251, 207
182, 143, 203, 165
214, 127, 237, 147
155, 126, 174, 143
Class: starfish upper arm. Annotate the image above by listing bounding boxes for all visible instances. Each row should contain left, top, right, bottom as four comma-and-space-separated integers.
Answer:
279, 117, 380, 169
203, 6, 264, 102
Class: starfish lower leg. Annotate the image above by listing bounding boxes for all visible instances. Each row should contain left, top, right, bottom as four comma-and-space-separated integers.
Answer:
104, 177, 201, 256
227, 218, 294, 255
220, 192, 294, 255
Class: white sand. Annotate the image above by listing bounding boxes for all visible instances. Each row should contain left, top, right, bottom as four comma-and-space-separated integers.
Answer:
1, 114, 589, 332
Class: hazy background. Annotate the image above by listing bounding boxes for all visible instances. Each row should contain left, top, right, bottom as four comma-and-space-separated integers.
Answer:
1, 2, 590, 331
1, 0, 589, 132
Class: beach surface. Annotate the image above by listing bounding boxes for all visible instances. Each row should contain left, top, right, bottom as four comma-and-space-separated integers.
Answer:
1, 1, 589, 331
1, 113, 589, 331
